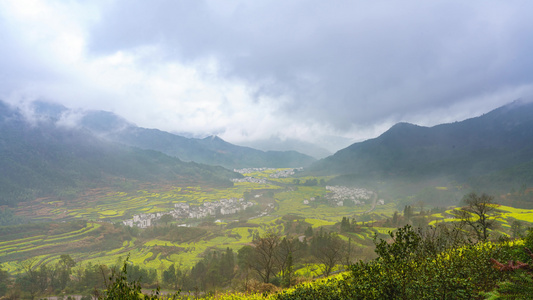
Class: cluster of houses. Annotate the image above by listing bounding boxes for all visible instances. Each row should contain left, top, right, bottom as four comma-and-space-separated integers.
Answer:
122, 198, 256, 228
269, 168, 303, 178
301, 186, 384, 207
233, 167, 303, 178
122, 213, 157, 228
234, 167, 273, 174
231, 177, 268, 184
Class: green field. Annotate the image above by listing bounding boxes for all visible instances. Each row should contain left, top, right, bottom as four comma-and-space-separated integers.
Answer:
4, 168, 533, 280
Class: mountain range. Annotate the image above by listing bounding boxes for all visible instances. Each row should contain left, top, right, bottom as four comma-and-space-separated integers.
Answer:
35, 102, 316, 169
2, 99, 533, 206
310, 99, 533, 191
0, 101, 240, 206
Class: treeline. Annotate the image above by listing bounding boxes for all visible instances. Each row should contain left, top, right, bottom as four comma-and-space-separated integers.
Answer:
0, 227, 353, 299
158, 228, 353, 294
0, 254, 160, 299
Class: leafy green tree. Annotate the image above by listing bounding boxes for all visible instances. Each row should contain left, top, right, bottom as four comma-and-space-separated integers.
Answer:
163, 264, 177, 289
237, 245, 254, 291
56, 254, 75, 291
0, 264, 10, 297
340, 217, 350, 232
277, 237, 300, 287
220, 247, 235, 282
403, 205, 412, 223
95, 255, 177, 300
159, 214, 174, 226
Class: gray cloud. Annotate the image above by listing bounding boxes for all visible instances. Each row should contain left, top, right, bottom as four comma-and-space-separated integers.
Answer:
1, 0, 533, 152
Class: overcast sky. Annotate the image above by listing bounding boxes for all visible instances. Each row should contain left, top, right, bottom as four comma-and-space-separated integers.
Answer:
1, 0, 533, 153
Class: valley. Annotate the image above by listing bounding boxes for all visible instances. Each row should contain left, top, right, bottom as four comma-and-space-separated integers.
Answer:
2, 100, 533, 298
3, 168, 384, 272
3, 168, 532, 280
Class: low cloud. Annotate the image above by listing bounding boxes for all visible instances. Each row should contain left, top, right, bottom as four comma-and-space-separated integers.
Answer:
1, 0, 533, 152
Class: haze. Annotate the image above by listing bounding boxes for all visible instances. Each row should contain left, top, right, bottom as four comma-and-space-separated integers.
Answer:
1, 0, 533, 153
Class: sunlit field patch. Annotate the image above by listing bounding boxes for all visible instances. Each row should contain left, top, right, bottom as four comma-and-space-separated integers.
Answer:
305, 218, 336, 228
99, 209, 118, 216
497, 205, 533, 223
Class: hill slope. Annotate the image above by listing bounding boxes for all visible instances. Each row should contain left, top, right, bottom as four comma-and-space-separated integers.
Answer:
0, 101, 239, 206
310, 100, 533, 187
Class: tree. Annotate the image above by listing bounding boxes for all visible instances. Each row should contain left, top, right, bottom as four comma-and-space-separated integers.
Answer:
219, 247, 235, 282
403, 205, 412, 223
311, 231, 345, 277
511, 220, 525, 239
56, 254, 75, 291
250, 231, 281, 283
456, 192, 500, 242
95, 255, 176, 300
18, 258, 40, 300
340, 217, 351, 233
0, 264, 10, 297
392, 211, 399, 226
237, 245, 254, 291
277, 237, 300, 287
159, 214, 174, 226
163, 264, 177, 289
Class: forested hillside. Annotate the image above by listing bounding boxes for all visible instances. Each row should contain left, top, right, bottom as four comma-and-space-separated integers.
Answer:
79, 106, 316, 168
0, 101, 239, 206
311, 100, 533, 192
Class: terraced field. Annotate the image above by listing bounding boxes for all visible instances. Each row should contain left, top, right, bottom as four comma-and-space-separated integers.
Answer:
4, 168, 533, 277
0, 222, 104, 273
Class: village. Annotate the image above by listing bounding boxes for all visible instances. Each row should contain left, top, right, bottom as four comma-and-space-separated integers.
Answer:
122, 197, 256, 228
302, 185, 384, 207
233, 167, 303, 178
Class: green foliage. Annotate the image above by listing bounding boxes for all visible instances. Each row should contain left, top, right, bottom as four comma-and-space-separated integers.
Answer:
0, 264, 9, 297
277, 224, 520, 300
96, 255, 178, 300
482, 246, 532, 299
349, 225, 514, 299
275, 276, 356, 300
485, 270, 533, 299
0, 208, 26, 226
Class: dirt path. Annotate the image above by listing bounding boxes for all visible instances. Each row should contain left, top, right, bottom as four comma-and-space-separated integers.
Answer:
364, 192, 378, 213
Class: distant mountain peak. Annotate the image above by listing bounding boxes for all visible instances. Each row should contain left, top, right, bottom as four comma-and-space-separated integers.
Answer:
387, 122, 423, 131
204, 135, 223, 141
80, 110, 133, 133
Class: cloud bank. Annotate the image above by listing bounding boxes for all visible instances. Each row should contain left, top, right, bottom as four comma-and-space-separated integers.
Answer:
1, 0, 533, 152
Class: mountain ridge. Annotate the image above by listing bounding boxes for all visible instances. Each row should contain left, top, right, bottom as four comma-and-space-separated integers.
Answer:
310, 99, 533, 189
0, 101, 240, 206
76, 108, 316, 168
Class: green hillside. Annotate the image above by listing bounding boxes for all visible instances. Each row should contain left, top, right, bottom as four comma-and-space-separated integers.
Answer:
310, 100, 533, 193
0, 101, 238, 206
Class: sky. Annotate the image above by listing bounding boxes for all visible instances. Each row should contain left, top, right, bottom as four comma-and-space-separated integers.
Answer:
1, 0, 533, 154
